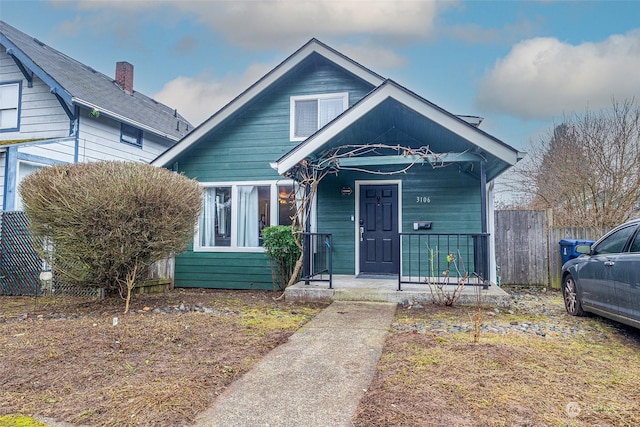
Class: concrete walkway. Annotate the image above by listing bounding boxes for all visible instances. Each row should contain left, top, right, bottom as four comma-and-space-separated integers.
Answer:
194, 301, 397, 427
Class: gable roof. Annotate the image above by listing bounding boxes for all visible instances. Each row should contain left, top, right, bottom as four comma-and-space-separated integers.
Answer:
0, 20, 191, 141
152, 38, 385, 166
275, 79, 522, 181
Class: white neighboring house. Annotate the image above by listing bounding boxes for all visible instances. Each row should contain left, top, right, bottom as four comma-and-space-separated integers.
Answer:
0, 20, 191, 211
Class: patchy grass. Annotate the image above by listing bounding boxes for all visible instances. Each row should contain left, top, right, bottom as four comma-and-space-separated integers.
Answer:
353, 289, 640, 427
0, 289, 327, 427
0, 414, 50, 426
3, 287, 640, 427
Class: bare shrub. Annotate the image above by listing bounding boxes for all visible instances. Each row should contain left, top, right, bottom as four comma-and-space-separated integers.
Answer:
19, 161, 203, 313
424, 248, 468, 306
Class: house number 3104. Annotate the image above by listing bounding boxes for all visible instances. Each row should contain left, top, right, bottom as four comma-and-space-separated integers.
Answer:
416, 196, 431, 204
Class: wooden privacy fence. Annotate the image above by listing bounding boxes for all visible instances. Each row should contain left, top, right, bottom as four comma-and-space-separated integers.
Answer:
495, 210, 607, 289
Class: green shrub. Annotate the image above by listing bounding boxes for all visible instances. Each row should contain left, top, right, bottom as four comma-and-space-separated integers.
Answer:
262, 225, 301, 291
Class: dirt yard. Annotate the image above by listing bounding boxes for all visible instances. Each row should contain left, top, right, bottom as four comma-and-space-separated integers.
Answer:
353, 288, 640, 427
1, 287, 640, 427
0, 289, 327, 426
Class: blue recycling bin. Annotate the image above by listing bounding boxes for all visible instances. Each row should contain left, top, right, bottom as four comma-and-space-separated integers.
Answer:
559, 239, 594, 265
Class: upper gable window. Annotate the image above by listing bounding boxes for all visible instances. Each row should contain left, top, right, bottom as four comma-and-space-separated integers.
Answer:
121, 123, 142, 147
290, 93, 348, 141
0, 82, 20, 131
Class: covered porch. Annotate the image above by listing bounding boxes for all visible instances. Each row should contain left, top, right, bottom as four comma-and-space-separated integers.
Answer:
275, 81, 522, 290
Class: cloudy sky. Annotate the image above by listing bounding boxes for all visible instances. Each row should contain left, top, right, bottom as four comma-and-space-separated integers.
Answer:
2, 0, 639, 151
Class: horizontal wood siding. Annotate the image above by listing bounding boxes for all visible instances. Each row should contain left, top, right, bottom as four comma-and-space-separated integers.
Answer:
401, 166, 481, 233
174, 55, 375, 288
315, 166, 482, 275
174, 250, 273, 289
1, 47, 70, 140
77, 110, 173, 163
316, 173, 357, 274
19, 140, 75, 163
401, 166, 481, 275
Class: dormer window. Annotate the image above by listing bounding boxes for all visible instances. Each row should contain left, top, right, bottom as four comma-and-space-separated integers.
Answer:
121, 123, 142, 147
290, 93, 348, 141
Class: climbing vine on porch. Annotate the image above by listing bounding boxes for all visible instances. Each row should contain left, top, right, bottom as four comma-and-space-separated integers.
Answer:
279, 143, 460, 296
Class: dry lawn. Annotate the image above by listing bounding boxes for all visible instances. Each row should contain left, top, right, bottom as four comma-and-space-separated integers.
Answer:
2, 288, 640, 427
353, 289, 640, 427
0, 289, 327, 426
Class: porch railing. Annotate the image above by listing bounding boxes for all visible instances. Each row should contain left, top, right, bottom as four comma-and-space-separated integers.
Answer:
301, 232, 333, 289
398, 232, 489, 290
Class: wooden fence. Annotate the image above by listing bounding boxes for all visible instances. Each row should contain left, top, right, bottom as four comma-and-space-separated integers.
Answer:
495, 210, 607, 289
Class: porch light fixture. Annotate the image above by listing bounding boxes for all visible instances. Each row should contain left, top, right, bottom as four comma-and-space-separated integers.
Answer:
341, 186, 352, 196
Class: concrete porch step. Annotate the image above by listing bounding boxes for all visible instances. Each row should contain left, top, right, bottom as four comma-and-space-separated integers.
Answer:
284, 275, 512, 308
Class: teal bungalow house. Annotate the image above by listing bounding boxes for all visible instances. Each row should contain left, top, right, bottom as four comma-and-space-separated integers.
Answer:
153, 39, 522, 290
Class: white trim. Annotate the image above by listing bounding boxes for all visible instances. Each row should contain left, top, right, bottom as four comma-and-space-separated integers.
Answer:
15, 160, 46, 211
193, 179, 294, 253
354, 179, 402, 275
487, 181, 497, 284
289, 92, 349, 141
0, 82, 20, 130
152, 39, 384, 167
277, 82, 520, 175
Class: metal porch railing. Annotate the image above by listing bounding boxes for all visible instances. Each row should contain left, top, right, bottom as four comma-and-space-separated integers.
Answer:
301, 232, 333, 288
398, 232, 489, 290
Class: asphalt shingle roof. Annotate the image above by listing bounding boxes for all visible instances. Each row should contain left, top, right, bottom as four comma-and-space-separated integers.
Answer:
0, 20, 191, 141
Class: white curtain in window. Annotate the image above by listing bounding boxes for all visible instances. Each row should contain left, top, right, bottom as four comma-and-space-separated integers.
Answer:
319, 98, 344, 127
237, 186, 259, 247
199, 188, 216, 246
216, 193, 228, 238
295, 100, 318, 138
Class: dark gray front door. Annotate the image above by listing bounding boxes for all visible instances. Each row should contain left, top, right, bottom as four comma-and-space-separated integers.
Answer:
359, 184, 399, 275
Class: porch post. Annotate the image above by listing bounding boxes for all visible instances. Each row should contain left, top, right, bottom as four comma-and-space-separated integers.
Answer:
303, 184, 311, 285
479, 159, 489, 286
480, 160, 487, 234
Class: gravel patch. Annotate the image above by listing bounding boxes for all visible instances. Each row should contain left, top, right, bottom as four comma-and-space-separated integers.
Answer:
393, 287, 622, 340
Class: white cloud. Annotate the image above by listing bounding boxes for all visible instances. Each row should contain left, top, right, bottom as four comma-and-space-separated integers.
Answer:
178, 0, 446, 49
56, 0, 450, 49
476, 30, 640, 119
152, 63, 275, 127
52, 0, 450, 71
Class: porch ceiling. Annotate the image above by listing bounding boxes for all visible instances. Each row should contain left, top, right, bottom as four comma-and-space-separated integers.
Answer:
310, 98, 510, 181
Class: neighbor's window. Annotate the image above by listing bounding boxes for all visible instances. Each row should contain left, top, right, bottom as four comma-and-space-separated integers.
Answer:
121, 123, 142, 147
0, 82, 20, 131
16, 161, 44, 211
197, 182, 296, 251
290, 93, 348, 141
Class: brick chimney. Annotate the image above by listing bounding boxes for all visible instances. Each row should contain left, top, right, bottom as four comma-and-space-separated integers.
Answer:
115, 61, 134, 95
